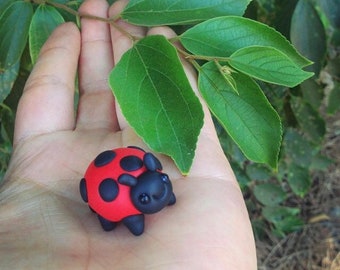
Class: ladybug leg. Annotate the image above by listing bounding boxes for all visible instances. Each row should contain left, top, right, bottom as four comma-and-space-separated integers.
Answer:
97, 215, 117, 231
168, 193, 176, 206
79, 178, 88, 202
122, 214, 145, 236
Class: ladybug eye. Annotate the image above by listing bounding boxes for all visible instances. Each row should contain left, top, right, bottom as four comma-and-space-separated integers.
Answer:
139, 193, 150, 204
161, 174, 169, 183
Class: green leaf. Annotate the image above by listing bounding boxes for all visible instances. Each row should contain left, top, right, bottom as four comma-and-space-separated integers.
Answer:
327, 82, 340, 114
121, 0, 251, 26
254, 183, 286, 206
0, 0, 16, 14
198, 62, 282, 168
300, 79, 323, 111
310, 154, 333, 171
180, 16, 312, 68
319, 0, 340, 28
228, 46, 314, 87
287, 164, 311, 197
0, 1, 33, 70
283, 128, 313, 168
0, 60, 19, 103
246, 163, 273, 181
273, 215, 303, 235
262, 206, 302, 236
290, 0, 327, 75
251, 218, 267, 240
218, 130, 247, 166
109, 35, 204, 174
290, 96, 325, 143
231, 162, 251, 190
263, 206, 300, 223
29, 5, 65, 64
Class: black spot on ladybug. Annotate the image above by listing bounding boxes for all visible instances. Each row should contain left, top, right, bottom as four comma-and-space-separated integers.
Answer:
120, 155, 143, 171
94, 150, 116, 167
99, 178, 119, 202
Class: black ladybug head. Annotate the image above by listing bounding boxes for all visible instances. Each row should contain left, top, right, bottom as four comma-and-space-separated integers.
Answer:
130, 171, 173, 214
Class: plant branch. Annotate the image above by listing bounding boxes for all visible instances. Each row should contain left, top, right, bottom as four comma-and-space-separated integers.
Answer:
175, 46, 230, 67
43, 0, 141, 42
41, 1, 227, 64
186, 53, 230, 63
45, 0, 79, 17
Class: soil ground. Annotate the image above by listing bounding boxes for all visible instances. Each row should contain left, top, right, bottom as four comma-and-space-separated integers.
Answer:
256, 112, 340, 269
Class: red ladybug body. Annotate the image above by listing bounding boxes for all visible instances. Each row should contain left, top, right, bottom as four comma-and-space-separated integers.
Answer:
80, 146, 176, 235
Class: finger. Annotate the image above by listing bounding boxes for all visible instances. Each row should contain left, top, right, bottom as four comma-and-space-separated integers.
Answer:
147, 27, 232, 178
76, 0, 119, 131
109, 0, 147, 130
14, 22, 80, 145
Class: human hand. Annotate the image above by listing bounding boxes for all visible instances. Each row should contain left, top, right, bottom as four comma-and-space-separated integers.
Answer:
0, 0, 256, 268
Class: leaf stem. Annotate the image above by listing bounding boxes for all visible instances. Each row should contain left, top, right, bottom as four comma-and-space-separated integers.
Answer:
42, 0, 141, 42
45, 0, 79, 17
189, 58, 202, 72
174, 46, 230, 70
186, 54, 230, 63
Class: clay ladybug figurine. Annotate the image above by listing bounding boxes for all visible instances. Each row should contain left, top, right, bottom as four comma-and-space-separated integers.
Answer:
80, 146, 176, 236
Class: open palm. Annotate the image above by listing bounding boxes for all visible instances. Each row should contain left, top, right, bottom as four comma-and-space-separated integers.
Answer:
0, 0, 256, 269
